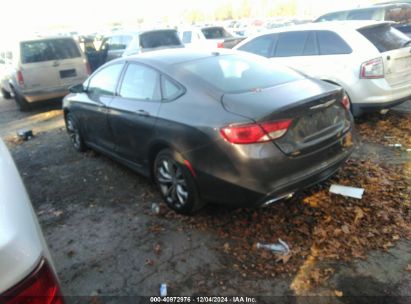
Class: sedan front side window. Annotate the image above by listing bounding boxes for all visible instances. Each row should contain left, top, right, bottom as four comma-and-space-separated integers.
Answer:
119, 63, 161, 101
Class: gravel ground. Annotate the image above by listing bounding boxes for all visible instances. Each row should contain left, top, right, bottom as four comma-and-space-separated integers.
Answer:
0, 97, 410, 303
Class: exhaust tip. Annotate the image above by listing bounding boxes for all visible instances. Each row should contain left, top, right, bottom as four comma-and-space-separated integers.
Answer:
262, 192, 294, 207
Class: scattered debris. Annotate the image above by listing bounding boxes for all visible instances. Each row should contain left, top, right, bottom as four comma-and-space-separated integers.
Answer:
329, 184, 364, 199
145, 258, 154, 266
154, 244, 162, 255
388, 144, 402, 148
160, 283, 167, 297
334, 290, 343, 297
53, 210, 63, 217
256, 239, 290, 255
151, 202, 160, 215
17, 129, 33, 140
407, 148, 411, 152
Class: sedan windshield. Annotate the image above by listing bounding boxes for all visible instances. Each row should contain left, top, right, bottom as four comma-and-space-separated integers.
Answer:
179, 54, 303, 93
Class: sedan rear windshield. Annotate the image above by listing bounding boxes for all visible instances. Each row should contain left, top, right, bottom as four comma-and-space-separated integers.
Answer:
140, 31, 182, 49
201, 27, 232, 39
21, 38, 81, 63
179, 54, 303, 93
358, 24, 410, 52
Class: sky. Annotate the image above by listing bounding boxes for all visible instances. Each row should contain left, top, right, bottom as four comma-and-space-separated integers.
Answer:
0, 0, 378, 38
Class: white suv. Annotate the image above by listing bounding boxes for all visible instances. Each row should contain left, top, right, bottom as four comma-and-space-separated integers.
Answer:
0, 36, 90, 111
234, 21, 411, 116
0, 139, 64, 302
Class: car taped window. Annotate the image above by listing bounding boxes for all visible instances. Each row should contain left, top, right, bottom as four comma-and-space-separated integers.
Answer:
88, 63, 123, 97
275, 31, 308, 57
358, 24, 410, 52
237, 34, 277, 58
119, 63, 160, 100
317, 31, 352, 55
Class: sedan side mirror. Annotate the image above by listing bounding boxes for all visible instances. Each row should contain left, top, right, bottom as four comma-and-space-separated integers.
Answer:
69, 83, 86, 93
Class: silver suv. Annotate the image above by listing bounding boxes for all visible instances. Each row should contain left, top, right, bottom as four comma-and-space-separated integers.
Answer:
235, 21, 411, 116
0, 36, 89, 111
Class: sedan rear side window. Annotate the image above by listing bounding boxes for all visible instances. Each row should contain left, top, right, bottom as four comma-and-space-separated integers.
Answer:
358, 25, 410, 52
317, 31, 352, 55
180, 54, 303, 93
119, 64, 160, 100
21, 39, 81, 63
161, 77, 182, 100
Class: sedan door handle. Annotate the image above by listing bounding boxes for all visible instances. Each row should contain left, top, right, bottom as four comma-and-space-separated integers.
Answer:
135, 109, 150, 117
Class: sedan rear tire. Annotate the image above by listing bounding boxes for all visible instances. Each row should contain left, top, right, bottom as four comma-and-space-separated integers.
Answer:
66, 113, 86, 152
154, 149, 204, 214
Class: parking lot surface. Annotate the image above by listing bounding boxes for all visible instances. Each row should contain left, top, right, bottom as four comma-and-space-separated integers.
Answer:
0, 97, 410, 303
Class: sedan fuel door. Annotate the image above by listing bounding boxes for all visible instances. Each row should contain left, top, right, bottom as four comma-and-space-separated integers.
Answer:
79, 62, 124, 151
108, 62, 162, 167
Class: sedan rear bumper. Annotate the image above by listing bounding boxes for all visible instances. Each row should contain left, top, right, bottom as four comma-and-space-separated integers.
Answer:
190, 130, 355, 207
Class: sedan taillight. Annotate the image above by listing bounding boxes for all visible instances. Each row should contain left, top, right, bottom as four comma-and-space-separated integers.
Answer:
360, 57, 384, 79
220, 120, 292, 144
341, 94, 350, 111
2, 258, 64, 304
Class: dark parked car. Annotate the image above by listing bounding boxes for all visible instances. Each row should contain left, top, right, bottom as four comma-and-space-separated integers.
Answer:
315, 3, 411, 37
63, 49, 354, 214
99, 29, 184, 62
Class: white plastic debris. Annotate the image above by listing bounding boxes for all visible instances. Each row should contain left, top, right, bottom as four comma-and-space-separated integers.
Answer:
388, 144, 402, 148
256, 239, 290, 255
160, 283, 167, 297
17, 129, 33, 140
330, 184, 364, 199
151, 202, 160, 215
407, 148, 411, 152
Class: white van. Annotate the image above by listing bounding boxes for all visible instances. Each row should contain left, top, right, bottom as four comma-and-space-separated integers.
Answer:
1, 36, 90, 111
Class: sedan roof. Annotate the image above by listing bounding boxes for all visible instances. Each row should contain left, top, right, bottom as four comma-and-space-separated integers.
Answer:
124, 48, 237, 67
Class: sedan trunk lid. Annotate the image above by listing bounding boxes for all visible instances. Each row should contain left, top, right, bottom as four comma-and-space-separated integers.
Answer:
222, 79, 352, 155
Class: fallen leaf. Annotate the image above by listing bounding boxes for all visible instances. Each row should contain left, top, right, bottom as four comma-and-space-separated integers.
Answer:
341, 225, 350, 234
154, 244, 162, 255
354, 207, 364, 224
334, 290, 343, 297
276, 253, 292, 264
